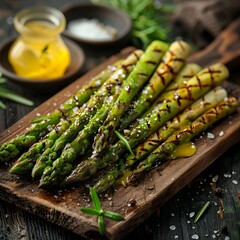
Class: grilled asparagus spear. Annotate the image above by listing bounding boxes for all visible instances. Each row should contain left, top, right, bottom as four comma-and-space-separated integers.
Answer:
37, 42, 170, 187
126, 86, 227, 166
9, 61, 125, 174
31, 50, 143, 179
59, 61, 122, 117
34, 66, 130, 183
0, 110, 62, 162
37, 97, 114, 186
93, 160, 125, 193
92, 40, 169, 156
63, 63, 229, 185
126, 63, 201, 129
9, 119, 71, 174
127, 97, 239, 184
0, 61, 121, 163
149, 63, 202, 109
119, 40, 192, 130
92, 86, 228, 192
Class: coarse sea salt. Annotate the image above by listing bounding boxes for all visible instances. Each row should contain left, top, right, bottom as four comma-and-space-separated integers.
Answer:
169, 225, 176, 230
223, 173, 232, 178
219, 131, 224, 136
67, 18, 117, 41
189, 212, 195, 218
232, 180, 238, 185
212, 175, 219, 183
207, 132, 215, 139
191, 234, 199, 239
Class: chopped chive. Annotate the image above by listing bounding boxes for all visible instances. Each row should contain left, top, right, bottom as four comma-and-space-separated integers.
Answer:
98, 215, 106, 235
90, 187, 101, 211
31, 115, 50, 123
194, 201, 211, 223
0, 87, 34, 107
0, 100, 6, 110
80, 208, 100, 216
80, 187, 125, 235
103, 210, 125, 221
115, 130, 135, 156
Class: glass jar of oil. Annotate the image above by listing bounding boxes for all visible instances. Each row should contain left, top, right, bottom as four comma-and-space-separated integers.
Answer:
9, 6, 70, 80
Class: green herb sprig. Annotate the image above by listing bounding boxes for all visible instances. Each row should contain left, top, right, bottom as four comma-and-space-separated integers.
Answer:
115, 130, 135, 156
91, 0, 174, 48
194, 201, 211, 223
0, 73, 34, 110
81, 187, 125, 235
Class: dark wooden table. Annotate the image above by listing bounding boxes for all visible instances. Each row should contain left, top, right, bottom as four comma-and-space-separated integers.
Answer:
0, 1, 239, 239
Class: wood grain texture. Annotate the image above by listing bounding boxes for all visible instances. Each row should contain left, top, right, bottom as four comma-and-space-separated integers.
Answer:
0, 40, 239, 239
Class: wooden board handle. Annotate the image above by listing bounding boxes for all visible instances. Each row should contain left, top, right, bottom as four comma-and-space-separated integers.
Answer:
188, 18, 240, 68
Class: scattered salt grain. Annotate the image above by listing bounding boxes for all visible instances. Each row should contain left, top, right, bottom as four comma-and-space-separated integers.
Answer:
191, 234, 199, 239
219, 131, 224, 137
125, 86, 130, 91
224, 173, 232, 178
169, 225, 176, 230
47, 125, 53, 131
207, 132, 215, 139
232, 180, 238, 185
189, 212, 195, 218
95, 79, 102, 86
212, 175, 219, 183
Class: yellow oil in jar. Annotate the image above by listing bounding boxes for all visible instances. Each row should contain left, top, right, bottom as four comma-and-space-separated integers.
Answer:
9, 20, 70, 79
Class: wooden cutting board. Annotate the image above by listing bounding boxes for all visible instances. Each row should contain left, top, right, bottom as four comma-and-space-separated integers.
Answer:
0, 19, 240, 240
